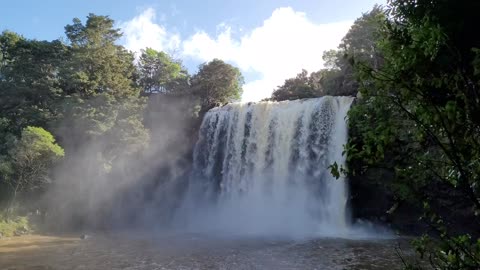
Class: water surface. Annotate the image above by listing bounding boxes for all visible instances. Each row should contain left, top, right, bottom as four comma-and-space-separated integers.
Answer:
0, 233, 420, 270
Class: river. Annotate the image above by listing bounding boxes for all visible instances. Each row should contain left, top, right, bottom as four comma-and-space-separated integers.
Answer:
0, 233, 421, 270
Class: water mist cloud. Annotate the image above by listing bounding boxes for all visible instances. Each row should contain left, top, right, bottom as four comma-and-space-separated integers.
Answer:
44, 95, 197, 231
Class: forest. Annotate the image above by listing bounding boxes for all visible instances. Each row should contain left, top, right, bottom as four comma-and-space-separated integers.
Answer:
1, 0, 480, 269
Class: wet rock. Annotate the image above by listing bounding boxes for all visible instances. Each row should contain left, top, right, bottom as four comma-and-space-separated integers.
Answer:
356, 91, 363, 99
14, 226, 29, 236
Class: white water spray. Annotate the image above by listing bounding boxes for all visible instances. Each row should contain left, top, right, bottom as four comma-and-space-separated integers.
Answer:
180, 96, 355, 237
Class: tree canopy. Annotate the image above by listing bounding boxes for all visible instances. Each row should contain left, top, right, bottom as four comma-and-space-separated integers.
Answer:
0, 13, 245, 222
269, 6, 385, 101
270, 69, 324, 101
2, 127, 64, 210
138, 48, 188, 94
342, 0, 480, 268
190, 59, 244, 110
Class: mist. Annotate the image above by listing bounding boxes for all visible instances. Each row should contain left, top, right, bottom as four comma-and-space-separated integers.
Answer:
169, 97, 385, 239
31, 93, 393, 242
41, 94, 200, 232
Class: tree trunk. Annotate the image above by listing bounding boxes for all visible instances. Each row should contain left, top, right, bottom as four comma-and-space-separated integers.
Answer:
6, 183, 20, 219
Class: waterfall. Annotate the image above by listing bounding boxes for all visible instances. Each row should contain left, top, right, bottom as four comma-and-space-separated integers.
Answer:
180, 96, 355, 237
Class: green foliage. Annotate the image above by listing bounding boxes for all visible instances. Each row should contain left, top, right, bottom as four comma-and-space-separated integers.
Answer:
190, 58, 244, 110
271, 69, 324, 101
138, 48, 189, 94
58, 14, 150, 160
344, 0, 480, 268
6, 126, 64, 193
0, 33, 67, 135
322, 5, 385, 96
401, 203, 480, 269
341, 5, 384, 69
329, 162, 340, 179
0, 216, 30, 237
0, 11, 248, 231
0, 30, 23, 70
270, 6, 385, 101
15, 127, 64, 157
0, 14, 153, 217
62, 14, 138, 98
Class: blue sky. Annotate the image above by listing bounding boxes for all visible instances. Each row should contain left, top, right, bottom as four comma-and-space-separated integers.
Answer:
2, 0, 385, 101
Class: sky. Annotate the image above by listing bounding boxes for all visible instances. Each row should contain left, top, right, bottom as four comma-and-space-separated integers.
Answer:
1, 0, 385, 101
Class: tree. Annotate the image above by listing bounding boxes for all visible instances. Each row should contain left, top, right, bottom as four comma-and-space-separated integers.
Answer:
138, 48, 189, 94
190, 59, 243, 110
340, 5, 384, 70
269, 7, 385, 102
320, 6, 385, 97
343, 0, 480, 268
271, 69, 324, 101
0, 30, 23, 71
0, 32, 67, 136
58, 14, 149, 159
62, 14, 138, 98
5, 127, 64, 207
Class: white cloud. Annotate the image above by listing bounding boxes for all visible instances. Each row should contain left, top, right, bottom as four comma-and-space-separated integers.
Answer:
120, 7, 353, 101
119, 8, 180, 57
182, 7, 352, 101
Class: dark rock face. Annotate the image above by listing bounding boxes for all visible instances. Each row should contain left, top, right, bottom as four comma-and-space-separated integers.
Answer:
347, 162, 479, 237
348, 171, 428, 235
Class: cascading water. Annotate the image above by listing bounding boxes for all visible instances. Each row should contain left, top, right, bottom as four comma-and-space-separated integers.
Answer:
179, 96, 355, 237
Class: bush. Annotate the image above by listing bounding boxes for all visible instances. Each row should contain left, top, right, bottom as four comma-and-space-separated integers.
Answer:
0, 216, 30, 237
